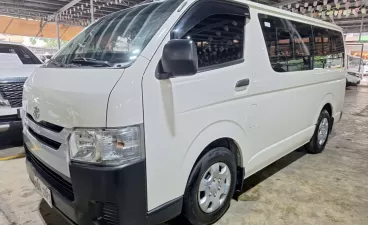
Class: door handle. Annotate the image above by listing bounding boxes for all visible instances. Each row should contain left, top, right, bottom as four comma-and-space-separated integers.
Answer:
235, 78, 250, 89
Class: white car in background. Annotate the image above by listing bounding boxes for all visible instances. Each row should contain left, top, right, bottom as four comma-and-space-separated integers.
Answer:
0, 42, 43, 142
346, 55, 363, 86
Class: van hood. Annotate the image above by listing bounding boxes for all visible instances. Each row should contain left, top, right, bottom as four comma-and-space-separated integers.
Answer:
23, 68, 124, 128
0, 65, 40, 78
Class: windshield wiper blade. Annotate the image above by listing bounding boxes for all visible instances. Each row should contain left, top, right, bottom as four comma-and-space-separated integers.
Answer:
71, 57, 113, 67
47, 59, 79, 68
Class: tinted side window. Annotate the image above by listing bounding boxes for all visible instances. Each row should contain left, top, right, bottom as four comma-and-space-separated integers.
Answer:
314, 28, 344, 69
0, 44, 41, 64
181, 14, 245, 68
258, 14, 313, 72
18, 46, 42, 64
313, 27, 329, 69
329, 30, 345, 68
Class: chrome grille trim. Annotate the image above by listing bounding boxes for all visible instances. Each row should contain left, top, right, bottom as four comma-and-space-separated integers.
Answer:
0, 77, 27, 108
24, 116, 71, 145
23, 117, 72, 178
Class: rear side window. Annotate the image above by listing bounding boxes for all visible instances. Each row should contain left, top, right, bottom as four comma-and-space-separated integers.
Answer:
314, 28, 344, 69
258, 14, 344, 72
0, 44, 42, 64
258, 14, 313, 72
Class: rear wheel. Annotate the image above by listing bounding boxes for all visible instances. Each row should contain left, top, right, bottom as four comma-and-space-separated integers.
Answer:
305, 109, 331, 154
182, 147, 237, 225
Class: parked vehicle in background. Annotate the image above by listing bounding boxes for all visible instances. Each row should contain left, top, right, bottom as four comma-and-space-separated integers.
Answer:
0, 42, 42, 142
22, 0, 346, 225
346, 55, 363, 86
38, 54, 53, 63
363, 60, 368, 76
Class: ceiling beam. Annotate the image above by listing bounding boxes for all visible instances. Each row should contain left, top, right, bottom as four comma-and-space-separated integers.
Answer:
272, 0, 299, 7
55, 0, 83, 14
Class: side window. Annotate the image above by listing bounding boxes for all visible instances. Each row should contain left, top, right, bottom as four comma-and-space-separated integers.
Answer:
258, 14, 313, 72
171, 1, 249, 70
313, 27, 329, 69
17, 46, 42, 64
313, 27, 344, 69
0, 45, 16, 54
326, 30, 344, 69
0, 45, 41, 64
181, 14, 245, 68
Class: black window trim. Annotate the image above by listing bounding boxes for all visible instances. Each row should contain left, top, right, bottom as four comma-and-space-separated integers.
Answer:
257, 12, 345, 73
169, 0, 250, 73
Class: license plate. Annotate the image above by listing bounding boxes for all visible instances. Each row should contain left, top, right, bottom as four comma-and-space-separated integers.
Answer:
34, 176, 53, 208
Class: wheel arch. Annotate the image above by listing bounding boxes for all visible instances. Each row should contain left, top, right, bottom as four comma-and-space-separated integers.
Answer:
313, 93, 334, 125
180, 120, 250, 195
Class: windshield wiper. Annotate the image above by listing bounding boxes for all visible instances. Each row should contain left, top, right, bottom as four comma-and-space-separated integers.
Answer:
71, 57, 113, 67
46, 59, 79, 68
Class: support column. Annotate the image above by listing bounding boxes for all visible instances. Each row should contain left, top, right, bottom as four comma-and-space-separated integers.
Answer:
359, 15, 364, 42
90, 0, 94, 23
55, 15, 61, 50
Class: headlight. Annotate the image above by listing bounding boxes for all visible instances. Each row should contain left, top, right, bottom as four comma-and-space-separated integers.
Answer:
69, 126, 144, 166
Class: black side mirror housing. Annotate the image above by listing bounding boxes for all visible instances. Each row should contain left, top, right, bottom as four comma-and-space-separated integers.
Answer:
157, 39, 198, 80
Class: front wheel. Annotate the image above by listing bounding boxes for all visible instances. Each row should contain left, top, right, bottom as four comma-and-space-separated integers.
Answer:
182, 147, 237, 225
305, 109, 331, 154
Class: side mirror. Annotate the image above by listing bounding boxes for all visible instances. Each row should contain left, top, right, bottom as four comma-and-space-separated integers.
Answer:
157, 39, 198, 80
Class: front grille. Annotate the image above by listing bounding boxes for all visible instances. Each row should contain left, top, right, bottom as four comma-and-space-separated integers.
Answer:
0, 81, 25, 108
28, 127, 62, 150
102, 203, 119, 225
26, 146, 75, 201
27, 113, 64, 133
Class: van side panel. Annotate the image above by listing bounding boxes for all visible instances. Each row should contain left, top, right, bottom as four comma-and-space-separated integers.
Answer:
244, 8, 345, 176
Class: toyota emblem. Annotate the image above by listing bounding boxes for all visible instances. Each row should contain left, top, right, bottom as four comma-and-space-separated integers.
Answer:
33, 106, 40, 120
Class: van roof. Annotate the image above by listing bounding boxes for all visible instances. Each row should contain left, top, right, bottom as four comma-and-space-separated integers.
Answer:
185, 0, 342, 32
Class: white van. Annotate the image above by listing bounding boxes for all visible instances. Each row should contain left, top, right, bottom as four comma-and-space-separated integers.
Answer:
0, 42, 42, 141
346, 55, 363, 86
22, 0, 346, 224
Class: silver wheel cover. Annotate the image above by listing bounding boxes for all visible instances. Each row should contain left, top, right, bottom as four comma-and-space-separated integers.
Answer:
198, 162, 231, 213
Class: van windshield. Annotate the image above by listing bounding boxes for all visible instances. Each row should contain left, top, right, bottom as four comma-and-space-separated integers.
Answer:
48, 0, 183, 68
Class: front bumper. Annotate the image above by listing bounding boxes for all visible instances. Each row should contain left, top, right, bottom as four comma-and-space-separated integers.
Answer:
25, 143, 182, 225
25, 143, 147, 225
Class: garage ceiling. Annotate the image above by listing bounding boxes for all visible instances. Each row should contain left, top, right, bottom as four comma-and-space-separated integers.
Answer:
270, 0, 368, 33
0, 0, 366, 34
0, 0, 147, 26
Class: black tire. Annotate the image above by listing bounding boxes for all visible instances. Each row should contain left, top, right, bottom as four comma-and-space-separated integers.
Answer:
305, 109, 331, 154
182, 147, 237, 225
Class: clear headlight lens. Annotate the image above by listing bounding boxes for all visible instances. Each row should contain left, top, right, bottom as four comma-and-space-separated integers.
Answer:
69, 126, 144, 166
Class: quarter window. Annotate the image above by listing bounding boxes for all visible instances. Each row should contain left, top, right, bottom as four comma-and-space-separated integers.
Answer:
314, 28, 344, 69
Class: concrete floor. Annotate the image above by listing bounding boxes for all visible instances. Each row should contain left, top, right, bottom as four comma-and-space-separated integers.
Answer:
0, 87, 367, 225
